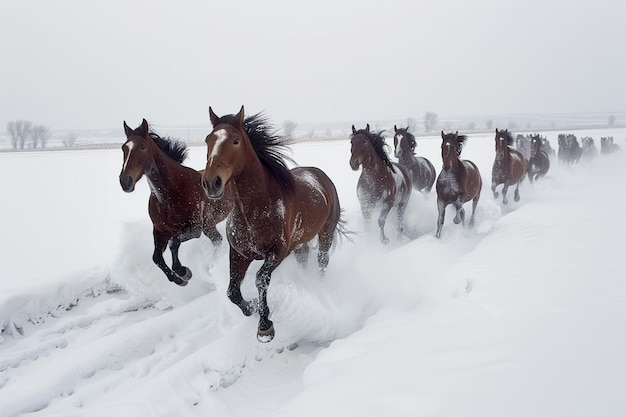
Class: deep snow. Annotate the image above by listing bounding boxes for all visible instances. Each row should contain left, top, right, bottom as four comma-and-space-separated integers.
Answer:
0, 127, 625, 417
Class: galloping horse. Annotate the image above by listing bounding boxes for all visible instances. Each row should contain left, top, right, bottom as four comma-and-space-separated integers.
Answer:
435, 131, 482, 238
392, 125, 436, 194
119, 119, 233, 286
515, 134, 531, 161
581, 136, 598, 160
601, 136, 620, 155
491, 129, 528, 204
558, 133, 583, 164
201, 106, 343, 342
350, 124, 412, 244
527, 134, 550, 182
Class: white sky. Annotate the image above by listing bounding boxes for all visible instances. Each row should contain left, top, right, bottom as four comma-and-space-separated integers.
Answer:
1, 0, 625, 130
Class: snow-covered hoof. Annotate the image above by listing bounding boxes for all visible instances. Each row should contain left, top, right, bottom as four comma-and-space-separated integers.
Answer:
257, 323, 275, 343
514, 194, 520, 202
453, 215, 461, 225
169, 275, 188, 286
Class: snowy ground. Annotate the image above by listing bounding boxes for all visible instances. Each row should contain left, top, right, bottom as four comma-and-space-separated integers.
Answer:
1, 127, 625, 417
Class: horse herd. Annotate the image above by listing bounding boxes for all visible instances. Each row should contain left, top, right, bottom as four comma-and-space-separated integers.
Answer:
119, 107, 620, 342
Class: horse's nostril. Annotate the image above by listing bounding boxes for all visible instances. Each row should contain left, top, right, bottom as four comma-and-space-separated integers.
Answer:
213, 176, 222, 190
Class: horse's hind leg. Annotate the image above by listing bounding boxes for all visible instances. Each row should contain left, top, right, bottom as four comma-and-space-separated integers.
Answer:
396, 201, 407, 240
491, 183, 499, 199
513, 181, 521, 202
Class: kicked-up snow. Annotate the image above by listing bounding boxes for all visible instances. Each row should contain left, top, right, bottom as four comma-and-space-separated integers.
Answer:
0, 128, 625, 417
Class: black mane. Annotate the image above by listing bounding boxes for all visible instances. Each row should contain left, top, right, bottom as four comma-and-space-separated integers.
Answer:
353, 128, 396, 172
218, 112, 296, 192
131, 126, 188, 163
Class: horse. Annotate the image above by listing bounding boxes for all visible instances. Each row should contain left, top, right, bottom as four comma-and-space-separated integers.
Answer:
491, 129, 528, 204
581, 136, 598, 160
515, 134, 531, 161
392, 125, 436, 194
527, 134, 550, 182
119, 119, 233, 286
350, 124, 412, 244
435, 131, 482, 238
601, 136, 620, 154
201, 106, 343, 343
558, 133, 582, 164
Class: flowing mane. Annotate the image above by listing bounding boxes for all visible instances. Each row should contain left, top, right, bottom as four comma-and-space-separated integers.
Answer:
500, 130, 515, 147
352, 128, 396, 173
129, 125, 188, 163
215, 112, 296, 192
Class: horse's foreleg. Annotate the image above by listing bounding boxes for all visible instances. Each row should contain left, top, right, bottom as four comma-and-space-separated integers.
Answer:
153, 230, 187, 286
453, 198, 465, 225
396, 202, 407, 240
435, 199, 446, 238
169, 236, 192, 280
377, 204, 392, 244
501, 184, 510, 204
256, 252, 283, 343
491, 182, 499, 198
227, 249, 255, 316
469, 193, 480, 228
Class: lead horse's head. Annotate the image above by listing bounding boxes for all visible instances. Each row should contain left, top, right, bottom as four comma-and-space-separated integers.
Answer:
202, 106, 247, 199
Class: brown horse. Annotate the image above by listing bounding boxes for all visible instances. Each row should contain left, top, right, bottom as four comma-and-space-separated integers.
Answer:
435, 131, 482, 238
119, 119, 233, 286
201, 106, 343, 342
528, 134, 550, 182
350, 124, 412, 244
491, 129, 528, 204
392, 125, 436, 194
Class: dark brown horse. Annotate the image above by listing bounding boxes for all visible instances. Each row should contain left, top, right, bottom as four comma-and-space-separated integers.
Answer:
201, 107, 343, 342
491, 129, 528, 204
527, 134, 550, 182
558, 133, 583, 164
350, 124, 412, 244
119, 119, 233, 286
435, 131, 482, 238
392, 125, 436, 194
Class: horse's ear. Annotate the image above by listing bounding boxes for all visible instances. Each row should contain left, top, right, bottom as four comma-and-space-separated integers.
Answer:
366, 124, 370, 132
394, 125, 398, 132
352, 125, 357, 135
455, 130, 458, 135
495, 128, 499, 134
209, 106, 222, 127
441, 130, 445, 138
234, 105, 245, 127
140, 119, 149, 136
123, 121, 133, 137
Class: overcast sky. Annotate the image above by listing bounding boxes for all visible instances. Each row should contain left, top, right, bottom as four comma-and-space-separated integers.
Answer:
1, 0, 625, 131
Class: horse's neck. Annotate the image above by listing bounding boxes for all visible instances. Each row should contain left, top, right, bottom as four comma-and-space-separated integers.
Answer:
361, 154, 389, 179
145, 150, 181, 204
230, 155, 274, 213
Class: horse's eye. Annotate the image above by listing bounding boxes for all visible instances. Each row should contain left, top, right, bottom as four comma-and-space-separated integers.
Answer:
233, 138, 240, 145
140, 145, 147, 151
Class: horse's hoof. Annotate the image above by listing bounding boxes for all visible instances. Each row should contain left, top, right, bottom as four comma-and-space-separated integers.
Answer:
170, 276, 188, 287
257, 323, 275, 343
514, 195, 520, 202
453, 217, 461, 225
181, 267, 192, 281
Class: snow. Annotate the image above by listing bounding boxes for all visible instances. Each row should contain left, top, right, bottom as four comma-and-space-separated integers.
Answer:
1, 127, 625, 417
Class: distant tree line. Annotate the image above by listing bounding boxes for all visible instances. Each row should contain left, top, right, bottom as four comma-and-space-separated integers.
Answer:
6, 120, 51, 149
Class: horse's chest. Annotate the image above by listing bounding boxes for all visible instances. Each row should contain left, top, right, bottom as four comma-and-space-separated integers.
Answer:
436, 170, 461, 196
226, 202, 287, 259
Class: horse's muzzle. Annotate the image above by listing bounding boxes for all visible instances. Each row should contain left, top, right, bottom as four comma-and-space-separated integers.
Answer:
349, 158, 360, 171
202, 175, 224, 199
120, 175, 135, 193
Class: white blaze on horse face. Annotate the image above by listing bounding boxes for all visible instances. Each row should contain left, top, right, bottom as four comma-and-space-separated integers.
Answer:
122, 141, 135, 172
208, 129, 230, 161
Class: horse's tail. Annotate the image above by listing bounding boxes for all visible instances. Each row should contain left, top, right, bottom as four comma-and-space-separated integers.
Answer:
333, 211, 355, 249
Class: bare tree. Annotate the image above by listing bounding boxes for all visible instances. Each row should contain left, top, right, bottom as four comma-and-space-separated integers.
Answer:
63, 132, 78, 147
282, 120, 297, 139
6, 120, 33, 149
307, 129, 316, 138
608, 115, 616, 126
31, 125, 51, 148
423, 112, 438, 133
